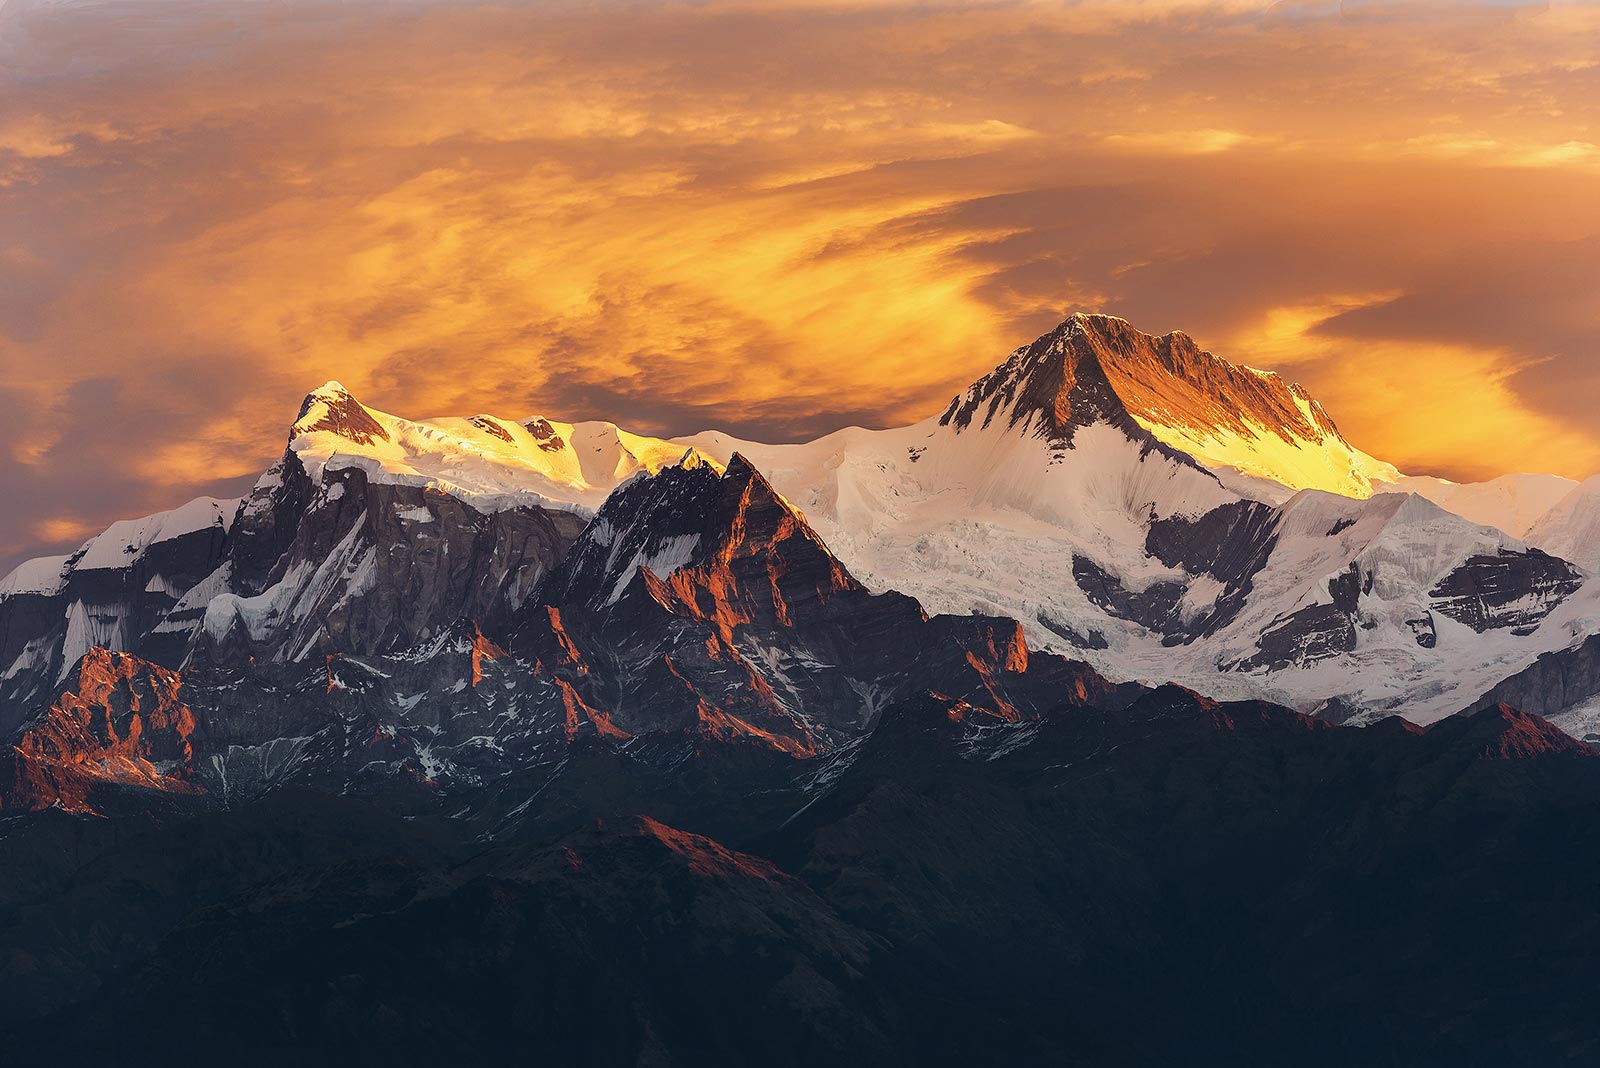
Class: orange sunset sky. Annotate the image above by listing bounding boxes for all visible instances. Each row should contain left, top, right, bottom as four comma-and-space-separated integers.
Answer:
1, 0, 1598, 571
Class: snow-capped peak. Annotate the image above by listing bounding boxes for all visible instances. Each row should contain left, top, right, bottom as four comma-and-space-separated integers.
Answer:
291, 380, 389, 446
675, 447, 725, 474
937, 312, 1145, 444
938, 312, 1400, 501
1386, 472, 1579, 540
282, 380, 689, 516
71, 496, 236, 572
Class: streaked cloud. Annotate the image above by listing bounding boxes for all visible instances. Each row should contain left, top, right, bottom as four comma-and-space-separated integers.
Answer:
1103, 129, 1282, 155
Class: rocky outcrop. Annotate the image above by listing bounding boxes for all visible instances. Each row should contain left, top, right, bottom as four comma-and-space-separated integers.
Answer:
937, 313, 1214, 472
1406, 611, 1438, 648
0, 499, 233, 735
0, 649, 204, 813
1232, 562, 1377, 672
186, 458, 585, 666
1144, 498, 1281, 638
1464, 632, 1600, 721
1071, 555, 1186, 640
1241, 601, 1358, 672
3, 619, 557, 815
1428, 548, 1583, 632
291, 380, 389, 445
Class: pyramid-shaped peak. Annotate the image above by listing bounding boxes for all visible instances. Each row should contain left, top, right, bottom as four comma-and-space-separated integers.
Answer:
937, 312, 1159, 443
291, 379, 389, 446
675, 447, 725, 475
717, 452, 814, 524
537, 447, 856, 616
723, 451, 763, 481
941, 311, 1357, 458
1061, 314, 1341, 442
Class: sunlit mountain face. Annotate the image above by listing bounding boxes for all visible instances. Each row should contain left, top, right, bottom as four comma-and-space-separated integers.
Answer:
4, 2, 1600, 1064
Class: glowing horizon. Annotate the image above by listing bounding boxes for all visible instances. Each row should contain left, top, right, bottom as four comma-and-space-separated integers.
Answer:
2, 0, 1599, 570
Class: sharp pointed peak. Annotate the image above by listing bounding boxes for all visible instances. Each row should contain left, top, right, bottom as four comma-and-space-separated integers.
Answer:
938, 307, 1375, 489
937, 311, 1145, 442
291, 379, 389, 446
675, 447, 725, 475
621, 450, 813, 542
720, 452, 793, 503
724, 451, 759, 476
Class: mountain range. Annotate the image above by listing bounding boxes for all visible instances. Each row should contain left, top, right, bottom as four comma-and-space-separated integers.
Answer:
3, 311, 1599, 1063
7, 313, 1599, 738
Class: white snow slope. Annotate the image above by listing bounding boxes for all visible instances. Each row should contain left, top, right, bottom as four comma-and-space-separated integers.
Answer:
0, 496, 237, 598
1384, 473, 1579, 541
1524, 475, 1600, 573
680, 415, 1600, 725
289, 380, 689, 514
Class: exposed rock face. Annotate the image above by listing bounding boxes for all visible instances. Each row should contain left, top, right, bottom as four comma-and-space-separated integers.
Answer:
1071, 555, 1186, 640
0, 452, 1132, 814
537, 449, 747, 616
935, 312, 1395, 496
1071, 496, 1292, 650
147, 385, 590, 667
938, 313, 1211, 470
1465, 632, 1600, 721
216, 451, 321, 601
291, 380, 389, 445
624, 454, 862, 643
1236, 562, 1380, 672
519, 453, 1132, 753
1407, 611, 1438, 649
1048, 314, 1345, 448
186, 458, 585, 666
1428, 548, 1584, 632
1, 619, 557, 816
467, 415, 515, 444
1144, 499, 1281, 638
1434, 701, 1597, 760
0, 649, 202, 813
0, 382, 595, 732
1243, 602, 1358, 672
0, 499, 233, 735
521, 417, 566, 451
